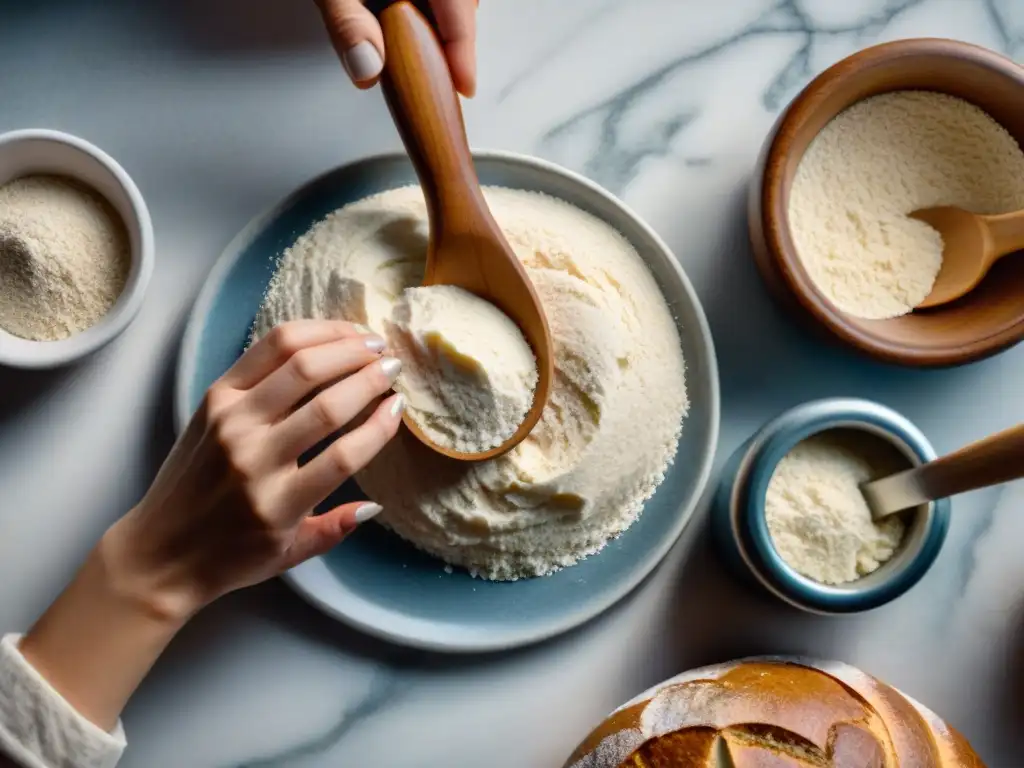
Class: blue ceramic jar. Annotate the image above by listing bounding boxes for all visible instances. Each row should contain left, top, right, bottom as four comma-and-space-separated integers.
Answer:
712, 398, 950, 614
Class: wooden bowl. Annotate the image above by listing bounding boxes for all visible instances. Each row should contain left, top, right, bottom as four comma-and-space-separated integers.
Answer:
749, 38, 1024, 367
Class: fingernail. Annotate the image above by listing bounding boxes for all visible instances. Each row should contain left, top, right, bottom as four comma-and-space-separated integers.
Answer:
364, 335, 386, 353
342, 41, 383, 83
354, 502, 383, 524
379, 356, 402, 384
390, 393, 406, 418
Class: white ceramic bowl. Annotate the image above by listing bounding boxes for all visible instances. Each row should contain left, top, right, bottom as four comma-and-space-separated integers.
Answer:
0, 129, 154, 369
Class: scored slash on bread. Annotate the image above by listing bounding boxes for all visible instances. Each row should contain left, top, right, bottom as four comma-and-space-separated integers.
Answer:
562, 657, 984, 767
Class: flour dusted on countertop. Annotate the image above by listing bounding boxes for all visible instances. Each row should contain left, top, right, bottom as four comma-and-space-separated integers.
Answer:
765, 430, 910, 585
385, 285, 537, 453
789, 91, 1024, 319
0, 175, 130, 341
253, 185, 689, 580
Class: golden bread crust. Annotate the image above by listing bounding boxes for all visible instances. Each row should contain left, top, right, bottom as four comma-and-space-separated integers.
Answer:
562, 658, 984, 768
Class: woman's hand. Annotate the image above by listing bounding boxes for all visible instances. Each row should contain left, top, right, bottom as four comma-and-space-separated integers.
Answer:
20, 320, 403, 730
108, 319, 405, 620
316, 0, 478, 96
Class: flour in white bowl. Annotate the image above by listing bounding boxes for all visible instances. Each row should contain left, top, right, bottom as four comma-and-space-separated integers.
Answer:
253, 185, 688, 580
789, 91, 1024, 319
0, 175, 130, 341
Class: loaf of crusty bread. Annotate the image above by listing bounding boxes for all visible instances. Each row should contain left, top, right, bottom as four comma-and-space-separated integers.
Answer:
563, 657, 983, 767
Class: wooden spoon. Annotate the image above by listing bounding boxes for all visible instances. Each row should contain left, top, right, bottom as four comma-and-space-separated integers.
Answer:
911, 206, 1024, 309
861, 423, 1024, 520
378, 0, 553, 462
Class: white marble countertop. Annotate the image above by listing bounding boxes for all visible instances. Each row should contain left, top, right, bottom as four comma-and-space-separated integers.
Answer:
2, 1, 1023, 766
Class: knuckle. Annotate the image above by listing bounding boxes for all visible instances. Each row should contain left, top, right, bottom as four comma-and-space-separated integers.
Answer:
329, 443, 358, 480
268, 324, 304, 360
289, 348, 321, 385
249, 498, 282, 531
310, 392, 343, 430
246, 479, 294, 522
210, 411, 238, 448
220, 435, 251, 477
204, 382, 234, 416
326, 8, 372, 42
226, 448, 254, 479
211, 418, 256, 480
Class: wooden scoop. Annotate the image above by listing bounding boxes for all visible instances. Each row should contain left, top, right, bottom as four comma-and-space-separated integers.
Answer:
911, 206, 1024, 309
378, 0, 553, 462
861, 423, 1024, 520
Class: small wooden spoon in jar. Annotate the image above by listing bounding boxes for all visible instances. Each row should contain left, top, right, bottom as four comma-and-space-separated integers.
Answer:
378, 0, 553, 462
911, 206, 1024, 309
861, 423, 1024, 519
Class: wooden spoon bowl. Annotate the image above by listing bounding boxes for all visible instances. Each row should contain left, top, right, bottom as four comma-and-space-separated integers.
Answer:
749, 38, 1024, 367
910, 205, 1024, 309
379, 0, 553, 461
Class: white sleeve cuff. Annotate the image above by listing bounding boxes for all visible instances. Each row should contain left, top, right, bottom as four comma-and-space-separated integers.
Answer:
0, 633, 126, 768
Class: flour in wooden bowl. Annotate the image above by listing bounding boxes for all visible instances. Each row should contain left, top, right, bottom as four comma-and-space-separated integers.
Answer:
788, 91, 1024, 319
254, 185, 689, 580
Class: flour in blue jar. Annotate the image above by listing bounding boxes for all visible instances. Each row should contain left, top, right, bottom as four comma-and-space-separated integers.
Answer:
765, 429, 910, 585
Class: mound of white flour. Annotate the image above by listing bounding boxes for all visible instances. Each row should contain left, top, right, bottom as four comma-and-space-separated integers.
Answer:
253, 185, 688, 580
385, 284, 538, 453
789, 91, 1024, 319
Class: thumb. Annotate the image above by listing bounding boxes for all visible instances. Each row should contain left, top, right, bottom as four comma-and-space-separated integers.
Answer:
317, 0, 385, 88
281, 501, 383, 570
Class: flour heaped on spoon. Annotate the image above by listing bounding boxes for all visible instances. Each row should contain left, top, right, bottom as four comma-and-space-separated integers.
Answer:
386, 284, 538, 454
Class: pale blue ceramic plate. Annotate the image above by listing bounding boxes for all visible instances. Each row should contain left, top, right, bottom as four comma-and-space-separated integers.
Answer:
174, 151, 720, 652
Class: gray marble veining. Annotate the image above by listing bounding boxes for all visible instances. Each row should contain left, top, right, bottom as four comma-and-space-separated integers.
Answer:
228, 671, 409, 768
528, 0, 1024, 195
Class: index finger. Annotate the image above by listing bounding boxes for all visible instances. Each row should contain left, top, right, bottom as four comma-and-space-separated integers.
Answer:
220, 320, 362, 390
429, 0, 477, 97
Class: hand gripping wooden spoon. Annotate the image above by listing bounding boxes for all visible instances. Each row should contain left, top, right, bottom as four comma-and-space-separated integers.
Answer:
911, 206, 1024, 309
378, 0, 553, 462
861, 423, 1024, 520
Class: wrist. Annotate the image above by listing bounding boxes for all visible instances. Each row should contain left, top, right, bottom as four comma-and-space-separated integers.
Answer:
96, 514, 207, 626
19, 535, 189, 731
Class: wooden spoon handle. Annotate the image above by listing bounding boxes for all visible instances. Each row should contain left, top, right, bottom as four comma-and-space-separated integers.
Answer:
911, 423, 1024, 500
379, 1, 485, 227
984, 209, 1024, 261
